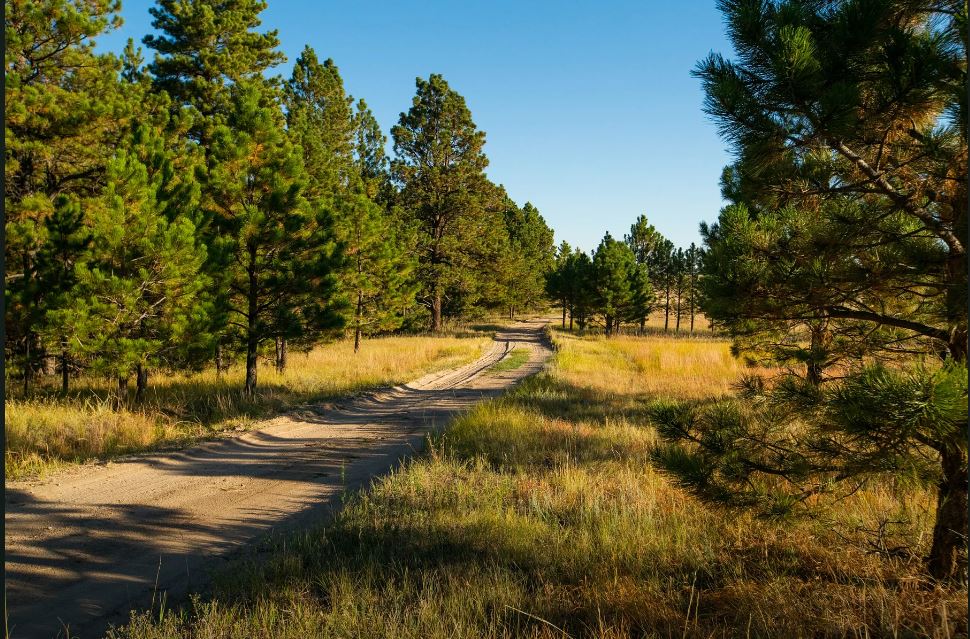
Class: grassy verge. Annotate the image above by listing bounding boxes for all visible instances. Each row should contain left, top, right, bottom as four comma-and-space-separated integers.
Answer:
489, 347, 532, 373
111, 330, 966, 638
6, 335, 488, 480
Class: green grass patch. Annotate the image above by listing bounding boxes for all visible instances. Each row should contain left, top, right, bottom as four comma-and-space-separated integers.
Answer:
488, 347, 531, 373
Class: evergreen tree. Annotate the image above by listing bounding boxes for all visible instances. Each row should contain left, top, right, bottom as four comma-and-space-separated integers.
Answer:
284, 47, 355, 204
688, 0, 967, 580
144, 0, 285, 137
591, 234, 636, 336
52, 147, 208, 403
391, 74, 500, 331
353, 98, 389, 200
546, 240, 573, 328
625, 214, 660, 265
650, 238, 675, 333
207, 82, 341, 395
334, 193, 417, 352
567, 249, 596, 331
626, 262, 654, 335
497, 201, 555, 319
5, 0, 129, 391
625, 214, 661, 332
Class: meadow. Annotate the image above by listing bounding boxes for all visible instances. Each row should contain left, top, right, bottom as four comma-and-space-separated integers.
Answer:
5, 334, 488, 480
111, 328, 966, 639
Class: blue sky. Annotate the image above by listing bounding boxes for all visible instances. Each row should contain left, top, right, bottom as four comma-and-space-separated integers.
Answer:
98, 1, 736, 252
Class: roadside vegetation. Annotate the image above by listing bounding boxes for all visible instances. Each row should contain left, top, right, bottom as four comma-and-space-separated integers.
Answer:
113, 329, 966, 639
6, 335, 487, 480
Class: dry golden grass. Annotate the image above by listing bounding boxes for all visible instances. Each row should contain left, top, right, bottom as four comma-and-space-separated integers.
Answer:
553, 330, 770, 400
114, 329, 966, 639
6, 335, 488, 480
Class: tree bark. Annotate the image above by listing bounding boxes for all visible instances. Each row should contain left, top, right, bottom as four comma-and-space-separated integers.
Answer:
431, 292, 443, 332
135, 364, 148, 403
60, 341, 70, 394
562, 303, 567, 329
928, 441, 968, 581
605, 314, 613, 337
353, 291, 364, 353
569, 306, 574, 331
664, 280, 671, 333
215, 343, 224, 377
275, 337, 288, 373
689, 273, 696, 334
675, 283, 682, 333
117, 375, 129, 407
806, 323, 831, 386
244, 251, 259, 397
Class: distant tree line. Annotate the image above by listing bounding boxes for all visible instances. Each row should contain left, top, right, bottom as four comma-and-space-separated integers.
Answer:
650, 0, 967, 582
5, 0, 555, 399
545, 215, 703, 336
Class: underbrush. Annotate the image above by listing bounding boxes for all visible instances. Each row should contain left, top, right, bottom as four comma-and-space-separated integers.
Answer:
112, 330, 966, 638
6, 336, 488, 480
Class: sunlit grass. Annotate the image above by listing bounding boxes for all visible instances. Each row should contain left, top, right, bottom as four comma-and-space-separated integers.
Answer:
112, 330, 965, 639
488, 347, 531, 373
6, 336, 488, 480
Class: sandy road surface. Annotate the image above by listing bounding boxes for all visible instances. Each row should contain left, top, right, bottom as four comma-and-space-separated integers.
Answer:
5, 321, 552, 639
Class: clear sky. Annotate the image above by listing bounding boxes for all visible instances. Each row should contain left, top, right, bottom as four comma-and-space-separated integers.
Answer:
97, 1, 736, 253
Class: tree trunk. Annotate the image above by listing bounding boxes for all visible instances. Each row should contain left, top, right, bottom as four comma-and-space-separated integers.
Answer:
664, 280, 670, 333
561, 303, 567, 329
689, 277, 696, 334
639, 316, 645, 335
22, 334, 32, 395
215, 343, 224, 377
927, 441, 968, 581
117, 375, 129, 407
605, 314, 613, 337
60, 342, 70, 394
275, 337, 287, 373
244, 255, 259, 397
569, 306, 574, 331
431, 292, 443, 332
806, 323, 831, 386
135, 364, 148, 403
948, 327, 968, 362
675, 287, 682, 333
509, 306, 514, 321
354, 292, 364, 353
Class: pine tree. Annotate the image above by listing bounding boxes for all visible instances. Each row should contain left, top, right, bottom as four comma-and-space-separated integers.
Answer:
284, 47, 356, 204
567, 249, 595, 331
391, 74, 500, 331
546, 240, 573, 328
207, 82, 341, 395
625, 214, 661, 332
334, 194, 417, 352
144, 0, 289, 375
650, 238, 675, 333
691, 0, 967, 581
144, 0, 285, 137
497, 200, 555, 320
52, 147, 208, 403
5, 0, 132, 392
626, 262, 654, 335
353, 98, 389, 200
591, 234, 636, 336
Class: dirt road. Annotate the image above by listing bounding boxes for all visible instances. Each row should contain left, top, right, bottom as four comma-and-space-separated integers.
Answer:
5, 321, 552, 639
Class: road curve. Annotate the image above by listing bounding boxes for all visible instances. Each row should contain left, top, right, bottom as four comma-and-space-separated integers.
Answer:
5, 320, 552, 639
